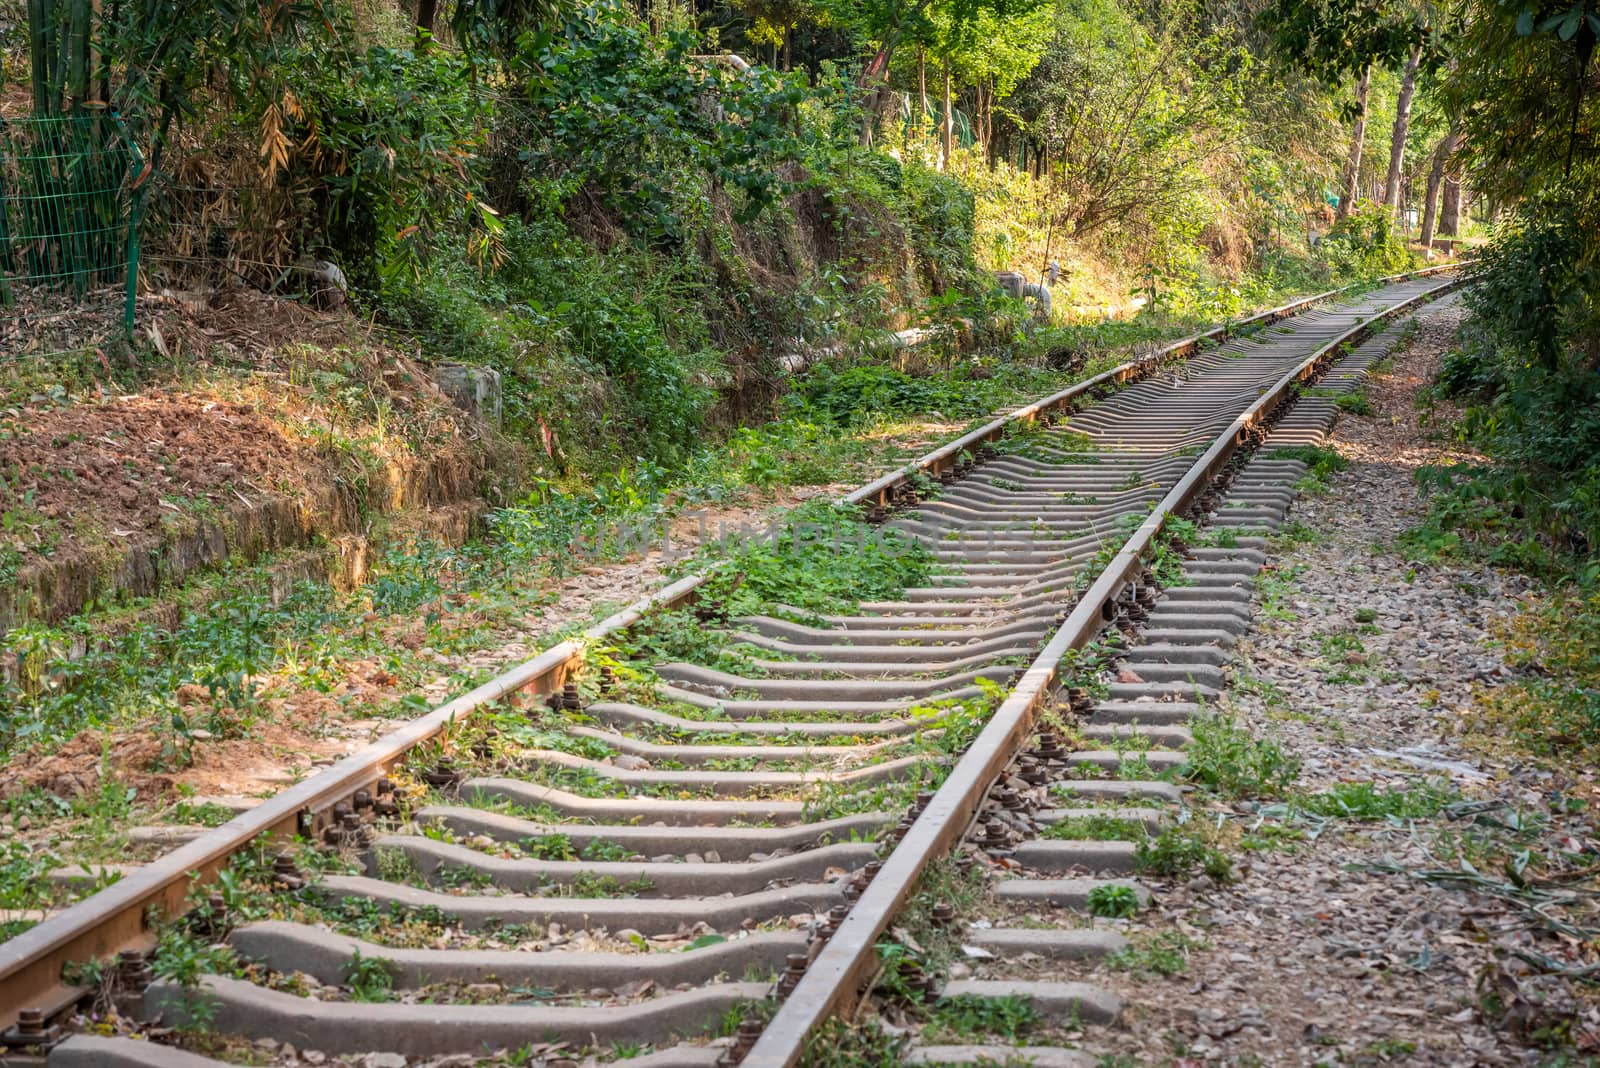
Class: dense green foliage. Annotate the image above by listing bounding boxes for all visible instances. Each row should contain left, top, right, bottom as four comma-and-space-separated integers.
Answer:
5, 0, 1442, 484
1405, 0, 1600, 576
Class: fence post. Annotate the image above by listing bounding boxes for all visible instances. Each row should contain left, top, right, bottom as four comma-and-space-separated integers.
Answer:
118, 114, 143, 336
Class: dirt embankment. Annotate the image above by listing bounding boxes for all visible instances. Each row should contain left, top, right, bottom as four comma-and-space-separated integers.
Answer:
1, 301, 489, 629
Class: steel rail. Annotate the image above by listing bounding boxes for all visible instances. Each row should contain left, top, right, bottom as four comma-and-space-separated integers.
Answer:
0, 263, 1457, 1029
845, 264, 1456, 507
0, 578, 710, 1024
742, 272, 1461, 1068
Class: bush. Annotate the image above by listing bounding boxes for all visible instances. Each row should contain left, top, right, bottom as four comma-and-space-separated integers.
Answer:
1317, 203, 1415, 279
1182, 712, 1300, 798
1461, 184, 1600, 375
1417, 186, 1600, 567
509, 3, 806, 247
292, 44, 494, 281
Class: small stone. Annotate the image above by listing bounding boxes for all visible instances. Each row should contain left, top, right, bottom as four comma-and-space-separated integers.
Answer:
703, 850, 721, 863
303, 1053, 327, 1066
255, 1038, 279, 1052
685, 853, 704, 864
364, 1054, 407, 1068
464, 982, 501, 999
613, 754, 651, 771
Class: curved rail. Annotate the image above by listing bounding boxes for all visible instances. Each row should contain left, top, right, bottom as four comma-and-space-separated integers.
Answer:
0, 266, 1459, 1053
745, 270, 1460, 1068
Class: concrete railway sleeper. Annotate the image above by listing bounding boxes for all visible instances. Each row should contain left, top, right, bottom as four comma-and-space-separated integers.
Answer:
0, 268, 1457, 1068
832, 310, 1436, 1068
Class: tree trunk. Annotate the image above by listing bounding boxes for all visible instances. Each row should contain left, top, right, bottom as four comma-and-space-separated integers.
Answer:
1418, 128, 1459, 248
917, 47, 928, 143
1441, 173, 1461, 236
981, 78, 992, 156
416, 0, 438, 43
29, 0, 59, 113
941, 63, 953, 171
1382, 46, 1422, 212
1336, 64, 1372, 222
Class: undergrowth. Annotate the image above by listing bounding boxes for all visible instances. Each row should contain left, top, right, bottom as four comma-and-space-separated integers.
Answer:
1182, 711, 1301, 799
1460, 591, 1600, 769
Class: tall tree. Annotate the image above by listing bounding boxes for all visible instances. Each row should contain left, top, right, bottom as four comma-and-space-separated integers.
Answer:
1381, 43, 1423, 212
1337, 63, 1371, 219
1261, 0, 1431, 218
813, 0, 1044, 141
1417, 123, 1460, 246
1446, 0, 1599, 190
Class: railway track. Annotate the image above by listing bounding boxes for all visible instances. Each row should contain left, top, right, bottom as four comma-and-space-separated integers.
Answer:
0, 268, 1456, 1068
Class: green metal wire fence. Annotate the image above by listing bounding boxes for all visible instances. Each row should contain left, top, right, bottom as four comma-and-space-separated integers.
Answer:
0, 112, 144, 364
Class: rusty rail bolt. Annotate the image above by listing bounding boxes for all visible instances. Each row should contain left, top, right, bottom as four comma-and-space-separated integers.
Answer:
776, 953, 808, 997
561, 682, 582, 711
341, 810, 370, 847
544, 691, 565, 712
818, 904, 849, 943
996, 786, 1023, 810
322, 801, 355, 846
271, 851, 305, 891
720, 1015, 765, 1066
422, 760, 460, 788
374, 778, 401, 818
115, 949, 153, 992
863, 860, 882, 880
353, 788, 373, 812
1018, 761, 1051, 787
929, 901, 956, 926
1, 1008, 62, 1051
599, 665, 616, 693
192, 892, 229, 938
980, 819, 1010, 849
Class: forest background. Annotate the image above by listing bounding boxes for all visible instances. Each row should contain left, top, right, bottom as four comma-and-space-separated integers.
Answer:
0, 0, 1595, 769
